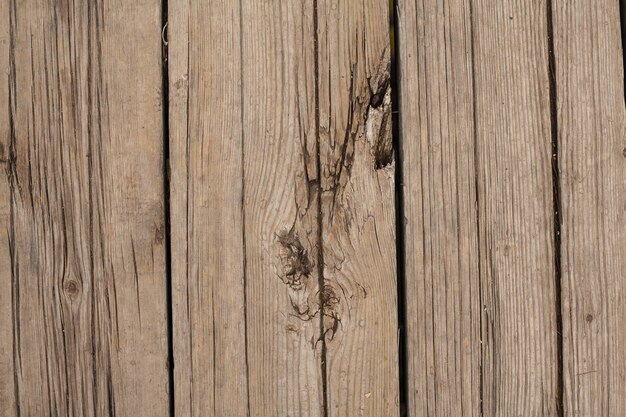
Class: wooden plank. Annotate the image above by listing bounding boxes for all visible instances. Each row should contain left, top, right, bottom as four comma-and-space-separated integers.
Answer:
168, 1, 250, 416
241, 1, 324, 415
397, 0, 482, 416
553, 2, 626, 415
316, 0, 399, 414
0, 1, 168, 416
472, 1, 559, 414
0, 0, 15, 414
400, 0, 560, 415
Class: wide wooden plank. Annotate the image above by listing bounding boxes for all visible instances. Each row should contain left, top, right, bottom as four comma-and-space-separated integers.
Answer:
0, 1, 168, 416
316, 0, 399, 415
168, 1, 249, 416
241, 1, 324, 415
400, 0, 560, 415
472, 1, 559, 414
553, 2, 626, 415
397, 0, 482, 416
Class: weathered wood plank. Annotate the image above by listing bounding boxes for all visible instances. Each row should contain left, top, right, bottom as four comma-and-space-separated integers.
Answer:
399, 0, 560, 415
168, 1, 250, 416
0, 0, 15, 414
472, 1, 559, 414
0, 1, 169, 416
241, 1, 324, 415
553, 1, 626, 415
316, 0, 399, 415
397, 0, 482, 415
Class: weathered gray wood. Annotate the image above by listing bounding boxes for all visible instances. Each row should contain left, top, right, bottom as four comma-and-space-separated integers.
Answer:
316, 0, 399, 415
553, 1, 626, 415
397, 0, 482, 415
0, 0, 169, 416
399, 0, 560, 415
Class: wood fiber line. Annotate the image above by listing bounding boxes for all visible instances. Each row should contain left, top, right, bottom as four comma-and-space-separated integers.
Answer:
0, 0, 169, 416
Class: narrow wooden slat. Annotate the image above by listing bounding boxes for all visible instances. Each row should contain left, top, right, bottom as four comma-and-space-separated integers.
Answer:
472, 1, 559, 414
0, 0, 168, 416
168, 1, 249, 415
553, 2, 626, 415
316, 0, 399, 415
241, 1, 324, 415
397, 0, 482, 415
0, 0, 16, 414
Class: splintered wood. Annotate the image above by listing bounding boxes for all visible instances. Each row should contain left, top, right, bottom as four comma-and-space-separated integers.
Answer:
169, 0, 398, 416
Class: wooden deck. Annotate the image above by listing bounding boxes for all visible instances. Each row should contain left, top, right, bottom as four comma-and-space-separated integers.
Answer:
1, 0, 624, 416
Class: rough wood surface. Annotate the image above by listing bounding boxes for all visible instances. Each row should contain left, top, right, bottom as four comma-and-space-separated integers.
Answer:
399, 0, 560, 415
397, 0, 482, 415
553, 1, 626, 415
169, 0, 398, 415
0, 0, 169, 416
464, 1, 559, 414
168, 1, 250, 416
316, 0, 399, 415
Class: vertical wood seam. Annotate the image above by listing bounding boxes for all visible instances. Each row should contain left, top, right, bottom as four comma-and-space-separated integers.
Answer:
468, 1, 484, 415
312, 1, 329, 415
238, 0, 251, 414
546, 1, 564, 416
161, 0, 174, 414
390, 1, 408, 415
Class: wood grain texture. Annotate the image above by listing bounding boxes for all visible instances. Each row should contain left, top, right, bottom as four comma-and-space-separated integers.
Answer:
316, 0, 399, 415
472, 1, 559, 414
168, 1, 249, 416
241, 1, 325, 415
0, 1, 169, 416
399, 0, 560, 415
0, 0, 15, 413
397, 0, 481, 416
553, 1, 626, 415
170, 0, 398, 415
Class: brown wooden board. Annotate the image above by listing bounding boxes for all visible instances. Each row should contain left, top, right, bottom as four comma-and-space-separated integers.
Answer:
398, 0, 560, 415
553, 1, 626, 415
0, 0, 169, 416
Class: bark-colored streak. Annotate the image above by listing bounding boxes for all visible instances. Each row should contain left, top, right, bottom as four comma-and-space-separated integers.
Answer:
552, 2, 626, 415
0, 1, 168, 416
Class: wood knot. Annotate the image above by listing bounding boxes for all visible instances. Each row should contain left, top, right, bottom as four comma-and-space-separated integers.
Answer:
622, 147, 626, 158
585, 314, 593, 322
276, 229, 312, 290
63, 280, 81, 298
154, 223, 165, 245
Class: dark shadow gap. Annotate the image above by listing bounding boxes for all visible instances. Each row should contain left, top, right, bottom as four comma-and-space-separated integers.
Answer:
160, 2, 174, 416
546, 2, 564, 416
467, 2, 485, 415
312, 1, 329, 416
389, 1, 408, 416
